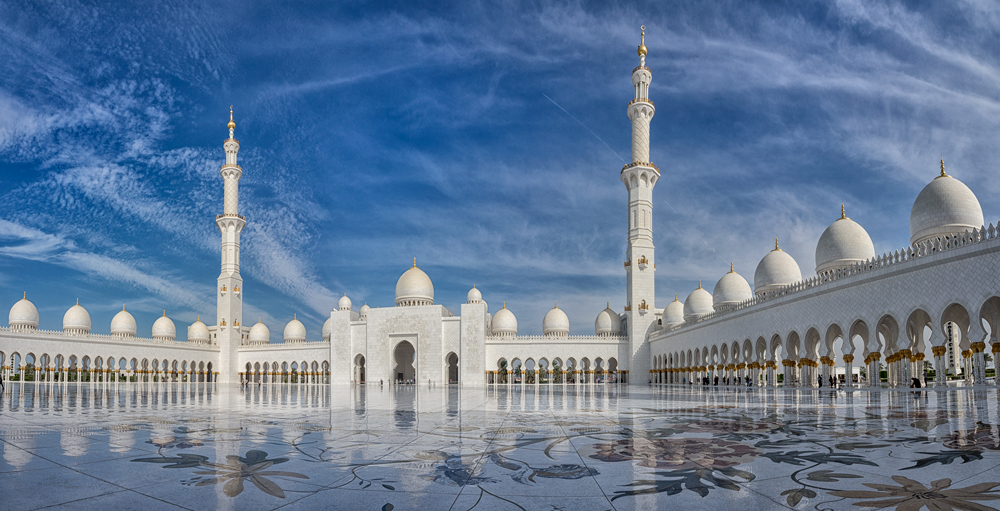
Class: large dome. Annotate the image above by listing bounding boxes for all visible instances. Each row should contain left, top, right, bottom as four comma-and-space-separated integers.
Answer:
189, 318, 210, 344
322, 317, 332, 342
491, 303, 518, 337
712, 264, 753, 310
338, 294, 352, 311
110, 307, 137, 337
594, 304, 621, 336
9, 294, 39, 330
754, 239, 802, 295
683, 282, 714, 321
816, 206, 875, 274
151, 313, 176, 341
910, 162, 984, 245
395, 260, 434, 306
542, 302, 569, 338
283, 315, 306, 343
662, 294, 684, 327
248, 320, 270, 344
63, 300, 91, 334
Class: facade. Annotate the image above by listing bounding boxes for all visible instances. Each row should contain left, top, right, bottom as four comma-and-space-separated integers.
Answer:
1, 31, 999, 388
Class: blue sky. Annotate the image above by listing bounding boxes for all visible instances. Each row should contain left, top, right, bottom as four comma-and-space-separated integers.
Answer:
1, 0, 999, 340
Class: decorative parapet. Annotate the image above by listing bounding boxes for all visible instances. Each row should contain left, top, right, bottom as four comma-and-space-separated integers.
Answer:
627, 98, 655, 108
486, 335, 626, 343
662, 222, 1000, 333
0, 326, 214, 348
632, 65, 650, 74
216, 213, 246, 221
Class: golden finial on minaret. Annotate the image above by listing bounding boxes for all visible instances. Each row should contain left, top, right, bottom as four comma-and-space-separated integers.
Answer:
841, 203, 846, 219
697, 279, 702, 289
76, 298, 79, 306
939, 158, 948, 177
638, 25, 647, 57
22, 291, 26, 300
554, 301, 558, 308
163, 310, 166, 317
502, 301, 506, 309
413, 257, 417, 268
294, 313, 297, 320
775, 238, 780, 251
729, 262, 734, 273
228, 106, 235, 131
674, 293, 678, 301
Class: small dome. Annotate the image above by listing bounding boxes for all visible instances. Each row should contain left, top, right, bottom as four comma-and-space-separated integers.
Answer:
110, 307, 137, 337
189, 318, 210, 344
151, 312, 176, 340
595, 304, 621, 336
467, 285, 483, 304
910, 162, 984, 245
542, 302, 569, 338
816, 205, 876, 274
283, 315, 306, 343
323, 317, 332, 342
712, 265, 753, 310
62, 300, 91, 333
395, 259, 434, 306
683, 282, 714, 321
359, 303, 370, 319
754, 239, 802, 295
663, 294, 685, 327
9, 294, 39, 330
248, 320, 270, 344
491, 303, 517, 337
338, 294, 352, 311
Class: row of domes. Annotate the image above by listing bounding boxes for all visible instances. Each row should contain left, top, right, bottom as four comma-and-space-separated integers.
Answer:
668, 164, 985, 327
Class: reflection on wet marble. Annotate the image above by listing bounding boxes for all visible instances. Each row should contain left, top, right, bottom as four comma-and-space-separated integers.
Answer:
2, 382, 1000, 510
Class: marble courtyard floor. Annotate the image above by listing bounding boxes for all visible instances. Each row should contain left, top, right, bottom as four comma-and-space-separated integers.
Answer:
2, 383, 1000, 510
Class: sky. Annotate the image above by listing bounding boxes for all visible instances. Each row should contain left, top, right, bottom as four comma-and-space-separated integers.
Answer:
1, 0, 999, 341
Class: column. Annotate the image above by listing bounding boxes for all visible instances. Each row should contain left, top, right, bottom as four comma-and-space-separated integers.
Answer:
843, 354, 854, 388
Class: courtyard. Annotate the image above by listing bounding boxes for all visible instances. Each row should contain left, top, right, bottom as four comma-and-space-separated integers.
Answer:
1, 382, 999, 510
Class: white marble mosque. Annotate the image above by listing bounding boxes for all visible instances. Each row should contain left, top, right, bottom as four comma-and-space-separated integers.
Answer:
1, 29, 999, 395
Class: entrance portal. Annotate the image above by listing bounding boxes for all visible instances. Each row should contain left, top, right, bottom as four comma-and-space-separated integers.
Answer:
393, 341, 416, 383
446, 352, 458, 384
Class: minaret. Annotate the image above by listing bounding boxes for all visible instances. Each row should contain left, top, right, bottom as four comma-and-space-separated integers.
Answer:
217, 106, 245, 383
621, 27, 658, 384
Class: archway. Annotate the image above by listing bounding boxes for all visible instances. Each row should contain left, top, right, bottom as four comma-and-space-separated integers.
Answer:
354, 354, 366, 383
446, 352, 458, 384
393, 341, 415, 383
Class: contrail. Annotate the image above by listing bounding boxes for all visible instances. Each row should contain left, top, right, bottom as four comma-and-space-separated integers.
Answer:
542, 93, 625, 162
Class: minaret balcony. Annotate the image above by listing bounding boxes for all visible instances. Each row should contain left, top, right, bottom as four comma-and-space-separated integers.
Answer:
621, 161, 660, 174
632, 65, 650, 74
216, 213, 246, 221
220, 163, 242, 171
637, 256, 649, 269
627, 98, 654, 108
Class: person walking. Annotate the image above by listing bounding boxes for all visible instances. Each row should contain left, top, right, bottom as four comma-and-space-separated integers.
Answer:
0, 371, 4, 395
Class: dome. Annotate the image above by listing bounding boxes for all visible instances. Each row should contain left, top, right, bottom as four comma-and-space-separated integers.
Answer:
188, 318, 210, 344
816, 205, 876, 274
467, 285, 483, 304
322, 317, 332, 342
359, 303, 370, 319
683, 282, 714, 321
491, 303, 517, 337
595, 304, 621, 336
712, 264, 753, 310
662, 294, 685, 327
395, 259, 434, 306
910, 162, 984, 245
62, 300, 91, 334
542, 302, 569, 338
754, 239, 802, 295
338, 294, 352, 311
248, 320, 270, 344
110, 307, 137, 337
283, 315, 306, 343
9, 294, 39, 330
151, 312, 176, 341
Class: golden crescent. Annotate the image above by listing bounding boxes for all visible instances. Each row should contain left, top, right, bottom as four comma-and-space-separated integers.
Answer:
640, 25, 645, 31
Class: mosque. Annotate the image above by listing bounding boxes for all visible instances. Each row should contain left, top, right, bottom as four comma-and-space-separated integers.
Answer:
1, 31, 998, 389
